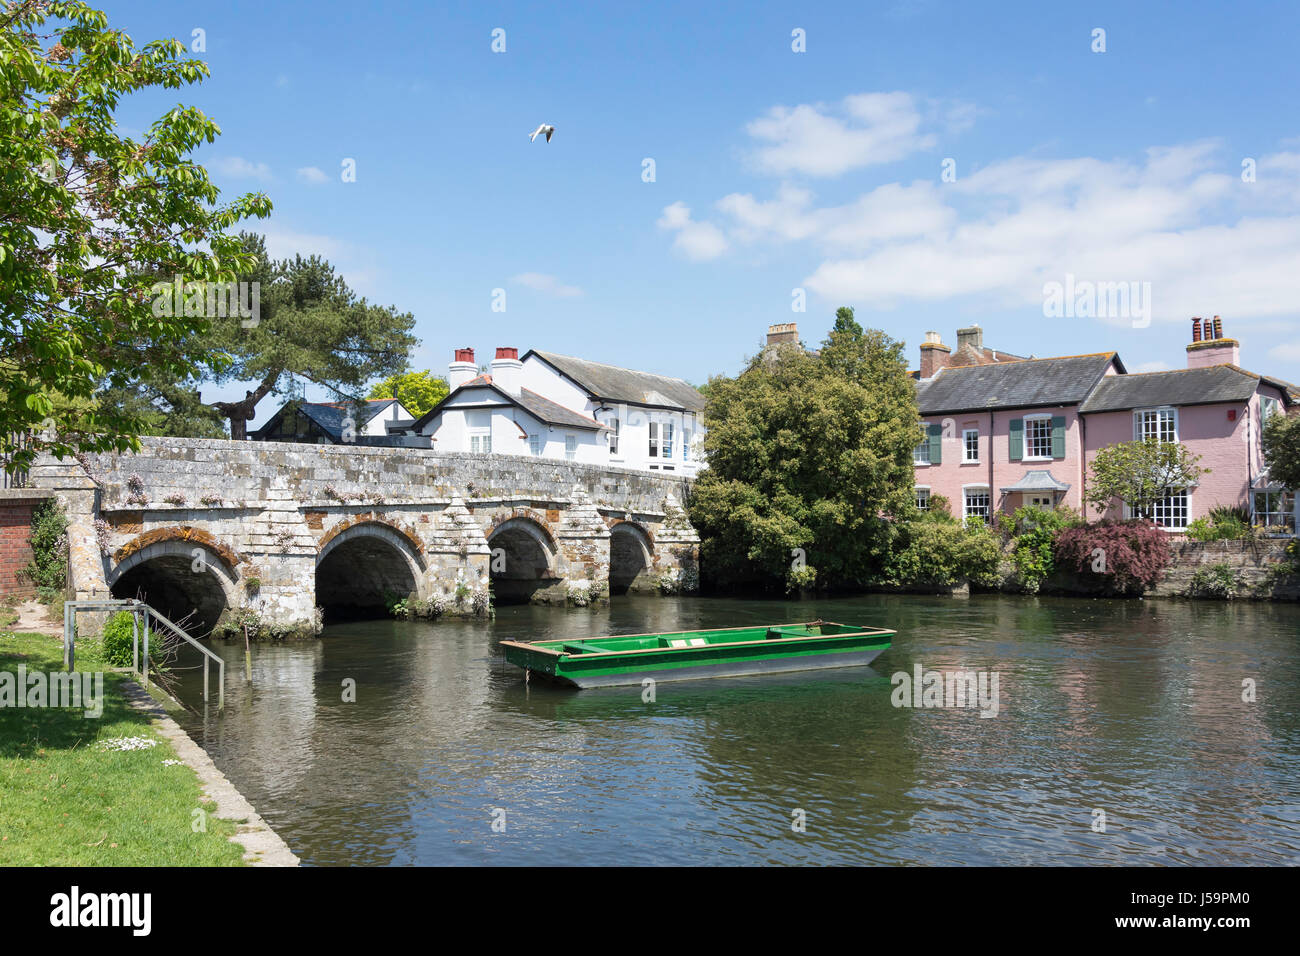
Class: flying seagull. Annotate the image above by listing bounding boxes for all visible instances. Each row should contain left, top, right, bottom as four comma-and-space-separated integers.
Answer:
529, 124, 555, 143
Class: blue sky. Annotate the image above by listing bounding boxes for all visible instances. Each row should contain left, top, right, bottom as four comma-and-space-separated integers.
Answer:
108, 0, 1300, 424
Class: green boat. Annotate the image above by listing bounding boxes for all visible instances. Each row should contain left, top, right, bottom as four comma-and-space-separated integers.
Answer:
500, 621, 893, 689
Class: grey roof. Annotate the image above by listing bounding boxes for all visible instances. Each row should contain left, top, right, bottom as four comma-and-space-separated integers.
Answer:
525, 350, 706, 411
917, 353, 1119, 414
1079, 365, 1264, 413
254, 399, 399, 442
1000, 470, 1071, 493
411, 381, 607, 433
515, 388, 608, 431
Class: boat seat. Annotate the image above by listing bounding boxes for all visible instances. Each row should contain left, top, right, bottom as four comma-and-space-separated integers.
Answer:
666, 637, 708, 648
561, 642, 609, 655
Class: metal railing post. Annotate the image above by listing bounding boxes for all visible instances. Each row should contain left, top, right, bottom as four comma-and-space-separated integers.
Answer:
142, 612, 150, 690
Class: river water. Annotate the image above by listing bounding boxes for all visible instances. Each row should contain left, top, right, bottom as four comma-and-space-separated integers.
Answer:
172, 594, 1300, 866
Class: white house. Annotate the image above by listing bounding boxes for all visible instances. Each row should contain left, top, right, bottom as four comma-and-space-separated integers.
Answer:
413, 347, 706, 474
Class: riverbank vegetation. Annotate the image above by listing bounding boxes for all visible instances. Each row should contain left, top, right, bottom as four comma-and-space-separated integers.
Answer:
19, 498, 68, 605
0, 630, 245, 865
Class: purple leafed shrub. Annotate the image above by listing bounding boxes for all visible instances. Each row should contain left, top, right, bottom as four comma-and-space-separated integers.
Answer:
1054, 519, 1172, 595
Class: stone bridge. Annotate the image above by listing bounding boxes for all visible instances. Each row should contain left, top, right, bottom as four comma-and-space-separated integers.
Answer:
30, 437, 699, 637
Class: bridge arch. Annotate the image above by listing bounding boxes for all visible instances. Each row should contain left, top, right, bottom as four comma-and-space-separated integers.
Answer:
316, 520, 427, 618
108, 531, 243, 635
486, 515, 560, 604
609, 520, 655, 595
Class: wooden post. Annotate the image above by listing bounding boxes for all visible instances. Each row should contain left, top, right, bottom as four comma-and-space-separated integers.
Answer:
243, 623, 252, 683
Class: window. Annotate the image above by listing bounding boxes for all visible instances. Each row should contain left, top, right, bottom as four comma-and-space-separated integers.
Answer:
964, 487, 991, 525
683, 428, 691, 461
528, 434, 542, 455
963, 428, 979, 463
470, 433, 491, 454
1025, 416, 1053, 459
913, 433, 931, 464
608, 417, 620, 457
1255, 489, 1294, 530
1136, 408, 1177, 444
915, 488, 931, 511
1150, 488, 1189, 530
648, 423, 659, 458
564, 435, 577, 460
662, 422, 674, 459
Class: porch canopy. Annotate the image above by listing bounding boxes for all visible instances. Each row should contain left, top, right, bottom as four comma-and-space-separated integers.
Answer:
1000, 470, 1071, 495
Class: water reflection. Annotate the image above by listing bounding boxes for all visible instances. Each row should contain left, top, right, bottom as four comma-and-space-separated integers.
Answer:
172, 594, 1300, 865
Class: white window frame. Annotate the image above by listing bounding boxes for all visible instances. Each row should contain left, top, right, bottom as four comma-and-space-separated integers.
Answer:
661, 421, 674, 459
915, 486, 931, 512
469, 431, 492, 454
1149, 487, 1190, 531
1135, 406, 1178, 444
682, 427, 691, 461
564, 434, 577, 460
1023, 414, 1054, 461
913, 427, 931, 465
528, 433, 542, 456
607, 417, 620, 458
648, 422, 659, 458
962, 428, 980, 463
963, 485, 991, 526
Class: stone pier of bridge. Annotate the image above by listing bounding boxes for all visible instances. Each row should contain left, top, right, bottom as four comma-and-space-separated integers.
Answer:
30, 438, 699, 637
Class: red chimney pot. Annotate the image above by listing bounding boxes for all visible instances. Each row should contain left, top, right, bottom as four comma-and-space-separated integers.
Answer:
494, 347, 518, 360
1212, 315, 1223, 339
1191, 317, 1202, 342
454, 347, 475, 363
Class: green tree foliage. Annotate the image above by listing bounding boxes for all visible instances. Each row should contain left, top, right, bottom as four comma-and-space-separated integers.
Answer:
688, 318, 920, 590
832, 305, 863, 337
1085, 440, 1205, 519
1262, 412, 1300, 491
1, 1, 271, 470
19, 497, 68, 599
880, 502, 1002, 590
368, 370, 448, 418
998, 505, 1083, 593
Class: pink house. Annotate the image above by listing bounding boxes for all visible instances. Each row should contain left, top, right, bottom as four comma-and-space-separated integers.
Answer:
913, 319, 1298, 533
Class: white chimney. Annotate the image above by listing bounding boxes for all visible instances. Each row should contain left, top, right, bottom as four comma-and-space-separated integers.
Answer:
448, 347, 476, 391
490, 347, 522, 395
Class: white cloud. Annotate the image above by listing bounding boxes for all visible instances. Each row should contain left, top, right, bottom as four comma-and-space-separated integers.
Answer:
296, 166, 329, 185
211, 157, 272, 182
510, 272, 583, 297
745, 92, 937, 177
1269, 341, 1300, 362
1132, 361, 1172, 373
657, 202, 729, 261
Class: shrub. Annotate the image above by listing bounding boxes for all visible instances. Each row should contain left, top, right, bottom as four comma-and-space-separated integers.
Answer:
20, 498, 68, 599
999, 506, 1084, 594
881, 519, 1001, 590
1054, 519, 1172, 595
1186, 563, 1246, 600
100, 611, 139, 667
786, 564, 817, 593
1187, 506, 1255, 542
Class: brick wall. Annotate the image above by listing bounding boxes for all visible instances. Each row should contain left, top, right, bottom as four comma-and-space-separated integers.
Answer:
0, 492, 51, 599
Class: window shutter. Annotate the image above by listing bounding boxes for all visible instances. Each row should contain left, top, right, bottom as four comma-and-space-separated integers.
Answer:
1051, 416, 1066, 458
1009, 418, 1023, 461
1133, 412, 1141, 442
928, 423, 942, 464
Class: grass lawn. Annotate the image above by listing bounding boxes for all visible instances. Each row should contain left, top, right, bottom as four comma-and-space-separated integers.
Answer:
0, 630, 246, 866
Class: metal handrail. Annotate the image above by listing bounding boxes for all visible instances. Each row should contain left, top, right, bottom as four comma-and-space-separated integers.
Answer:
62, 598, 225, 709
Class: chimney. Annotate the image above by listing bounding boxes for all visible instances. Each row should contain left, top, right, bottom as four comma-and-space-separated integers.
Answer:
955, 325, 983, 356
448, 347, 477, 390
490, 346, 522, 395
1186, 315, 1240, 369
1191, 317, 1202, 342
919, 330, 952, 379
766, 322, 799, 347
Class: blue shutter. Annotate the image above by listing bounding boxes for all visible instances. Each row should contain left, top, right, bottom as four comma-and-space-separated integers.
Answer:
1009, 418, 1023, 461
1051, 416, 1066, 458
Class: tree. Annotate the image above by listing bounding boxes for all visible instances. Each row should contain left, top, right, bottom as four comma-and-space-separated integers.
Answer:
688, 323, 919, 591
1, 1, 271, 472
368, 370, 448, 418
117, 233, 419, 438
1085, 440, 1206, 519
832, 305, 863, 338
1262, 412, 1300, 490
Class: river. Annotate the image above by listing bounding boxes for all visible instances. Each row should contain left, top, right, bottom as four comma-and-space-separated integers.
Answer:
172, 594, 1300, 865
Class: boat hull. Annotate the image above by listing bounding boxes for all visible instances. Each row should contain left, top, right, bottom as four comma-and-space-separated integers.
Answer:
501, 621, 893, 690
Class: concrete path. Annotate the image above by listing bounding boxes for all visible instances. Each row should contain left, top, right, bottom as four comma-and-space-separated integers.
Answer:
10, 599, 61, 636
119, 679, 300, 867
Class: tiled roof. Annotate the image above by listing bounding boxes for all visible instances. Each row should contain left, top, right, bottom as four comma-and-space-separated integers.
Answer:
948, 344, 1029, 368
526, 350, 706, 411
258, 398, 399, 441
1000, 470, 1071, 493
917, 353, 1119, 414
412, 382, 607, 432
1079, 365, 1264, 413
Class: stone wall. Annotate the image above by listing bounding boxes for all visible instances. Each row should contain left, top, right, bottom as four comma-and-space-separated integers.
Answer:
1149, 538, 1300, 600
